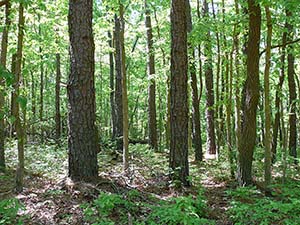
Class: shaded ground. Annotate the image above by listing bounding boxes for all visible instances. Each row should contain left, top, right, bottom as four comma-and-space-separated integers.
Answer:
1, 143, 234, 224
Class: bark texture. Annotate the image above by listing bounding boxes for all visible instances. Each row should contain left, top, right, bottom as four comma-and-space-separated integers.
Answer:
237, 0, 261, 186
170, 0, 189, 186
68, 0, 98, 181
145, 0, 158, 150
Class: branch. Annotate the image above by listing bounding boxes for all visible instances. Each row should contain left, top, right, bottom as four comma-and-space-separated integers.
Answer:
260, 38, 300, 57
0, 0, 8, 7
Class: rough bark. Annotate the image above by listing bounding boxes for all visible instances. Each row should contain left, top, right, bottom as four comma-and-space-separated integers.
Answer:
119, 3, 129, 172
0, 0, 10, 170
186, 0, 202, 161
15, 3, 25, 193
145, 0, 158, 150
286, 10, 297, 159
264, 6, 272, 187
170, 0, 189, 186
203, 0, 216, 155
68, 0, 98, 181
114, 14, 123, 150
55, 53, 61, 141
237, 0, 261, 186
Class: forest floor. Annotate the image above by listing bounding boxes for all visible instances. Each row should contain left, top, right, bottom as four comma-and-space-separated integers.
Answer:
1, 141, 300, 224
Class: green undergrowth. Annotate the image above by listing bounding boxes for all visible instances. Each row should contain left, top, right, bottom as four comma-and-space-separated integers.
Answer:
227, 180, 300, 225
81, 189, 214, 225
0, 198, 24, 225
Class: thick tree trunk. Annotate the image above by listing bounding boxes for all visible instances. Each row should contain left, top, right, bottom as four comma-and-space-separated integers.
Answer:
108, 31, 116, 139
0, 0, 10, 170
286, 10, 297, 159
264, 6, 272, 188
169, 0, 189, 186
15, 3, 25, 193
55, 53, 61, 141
203, 0, 216, 155
186, 0, 202, 161
68, 0, 98, 181
114, 14, 123, 150
237, 0, 261, 186
145, 0, 158, 150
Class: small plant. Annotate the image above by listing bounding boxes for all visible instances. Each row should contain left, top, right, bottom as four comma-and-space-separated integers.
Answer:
0, 198, 23, 225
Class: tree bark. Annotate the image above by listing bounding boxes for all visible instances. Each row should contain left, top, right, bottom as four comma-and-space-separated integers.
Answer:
203, 0, 216, 155
145, 0, 158, 150
169, 0, 189, 186
68, 0, 99, 181
286, 10, 297, 159
237, 0, 261, 186
114, 14, 123, 150
264, 6, 272, 188
0, 0, 10, 170
186, 0, 202, 161
15, 2, 25, 193
55, 53, 61, 141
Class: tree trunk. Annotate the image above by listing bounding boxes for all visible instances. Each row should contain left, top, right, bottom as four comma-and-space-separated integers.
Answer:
119, 3, 129, 172
0, 0, 10, 171
10, 54, 17, 137
237, 0, 261, 186
286, 10, 297, 159
264, 6, 272, 188
169, 0, 189, 187
114, 14, 123, 150
186, 0, 202, 161
145, 0, 158, 150
55, 53, 61, 141
15, 2, 25, 193
68, 0, 99, 181
203, 0, 216, 155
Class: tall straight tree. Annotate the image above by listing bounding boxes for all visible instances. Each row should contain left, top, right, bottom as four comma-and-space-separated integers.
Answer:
15, 2, 25, 192
169, 0, 189, 186
0, 0, 10, 171
237, 0, 261, 186
203, 0, 216, 155
286, 9, 297, 159
145, 0, 158, 150
186, 0, 202, 161
68, 0, 98, 181
114, 13, 123, 150
55, 53, 61, 141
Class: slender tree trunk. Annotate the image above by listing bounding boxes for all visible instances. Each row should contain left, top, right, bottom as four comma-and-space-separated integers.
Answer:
114, 14, 123, 150
286, 10, 297, 159
119, 3, 129, 172
0, 0, 10, 171
203, 0, 216, 155
31, 71, 36, 140
169, 0, 189, 186
145, 0, 158, 150
186, 0, 202, 161
55, 53, 61, 142
10, 54, 17, 137
68, 0, 99, 181
237, 0, 261, 186
264, 6, 272, 188
108, 31, 116, 139
15, 2, 25, 193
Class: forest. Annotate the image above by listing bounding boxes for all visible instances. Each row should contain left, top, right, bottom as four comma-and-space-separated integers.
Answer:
0, 0, 300, 224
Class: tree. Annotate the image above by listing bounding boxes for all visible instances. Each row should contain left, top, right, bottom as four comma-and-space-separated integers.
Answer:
0, 0, 10, 171
203, 0, 216, 155
237, 0, 261, 186
186, 0, 202, 161
169, 0, 189, 186
55, 53, 61, 142
68, 0, 99, 181
145, 0, 158, 150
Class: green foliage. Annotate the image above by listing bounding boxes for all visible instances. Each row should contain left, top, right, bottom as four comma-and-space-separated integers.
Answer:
148, 191, 213, 225
227, 184, 300, 225
0, 198, 23, 225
